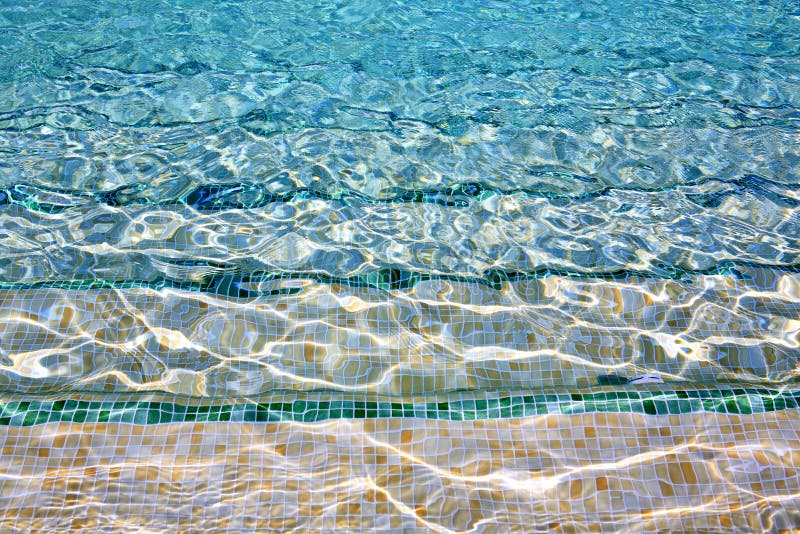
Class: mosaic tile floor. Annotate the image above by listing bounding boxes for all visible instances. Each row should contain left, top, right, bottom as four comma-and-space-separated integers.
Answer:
2, 389, 799, 532
2, 0, 800, 531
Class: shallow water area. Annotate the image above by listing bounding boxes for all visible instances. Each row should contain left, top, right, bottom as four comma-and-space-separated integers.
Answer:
1, 0, 800, 531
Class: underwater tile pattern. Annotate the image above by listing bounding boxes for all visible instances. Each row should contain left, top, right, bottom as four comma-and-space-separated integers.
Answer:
1, 400, 799, 532
2, 388, 800, 426
1, 0, 800, 531
1, 184, 799, 282
0, 269, 798, 396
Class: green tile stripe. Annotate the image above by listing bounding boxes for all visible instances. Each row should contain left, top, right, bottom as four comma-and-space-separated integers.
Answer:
0, 260, 795, 297
1, 389, 799, 426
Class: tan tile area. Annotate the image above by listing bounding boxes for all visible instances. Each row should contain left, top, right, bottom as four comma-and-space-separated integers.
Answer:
1, 410, 799, 532
1, 269, 798, 396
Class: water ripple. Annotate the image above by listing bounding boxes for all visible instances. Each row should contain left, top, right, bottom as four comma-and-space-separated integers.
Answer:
0, 269, 797, 395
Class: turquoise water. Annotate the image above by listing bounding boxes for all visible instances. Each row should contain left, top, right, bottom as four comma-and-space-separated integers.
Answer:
0, 0, 799, 284
1, 0, 800, 531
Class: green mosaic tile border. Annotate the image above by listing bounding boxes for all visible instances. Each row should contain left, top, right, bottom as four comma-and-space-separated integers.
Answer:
1, 261, 796, 296
1, 389, 799, 426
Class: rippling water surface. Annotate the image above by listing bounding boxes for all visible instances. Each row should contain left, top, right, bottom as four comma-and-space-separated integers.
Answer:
1, 0, 799, 531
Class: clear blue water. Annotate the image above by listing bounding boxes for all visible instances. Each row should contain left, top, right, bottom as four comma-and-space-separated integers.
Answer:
1, 0, 800, 531
0, 0, 799, 283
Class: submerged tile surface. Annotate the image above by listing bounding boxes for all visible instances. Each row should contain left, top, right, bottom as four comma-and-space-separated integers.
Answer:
2, 406, 799, 532
1, 0, 800, 531
2, 388, 800, 426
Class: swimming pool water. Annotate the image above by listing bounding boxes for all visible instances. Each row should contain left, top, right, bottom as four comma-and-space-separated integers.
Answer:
1, 0, 799, 531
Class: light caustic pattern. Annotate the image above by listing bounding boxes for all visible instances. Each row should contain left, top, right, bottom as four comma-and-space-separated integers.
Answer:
1, 397, 800, 532
0, 269, 798, 396
2, 0, 800, 531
